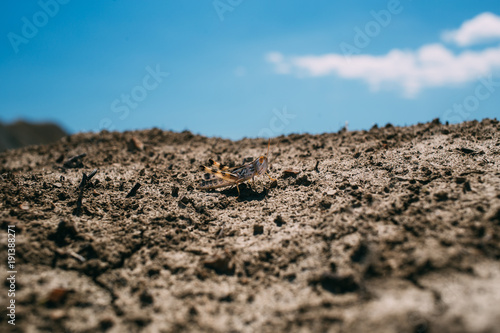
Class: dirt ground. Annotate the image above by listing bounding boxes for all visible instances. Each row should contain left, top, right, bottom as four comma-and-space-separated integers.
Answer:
1, 118, 500, 333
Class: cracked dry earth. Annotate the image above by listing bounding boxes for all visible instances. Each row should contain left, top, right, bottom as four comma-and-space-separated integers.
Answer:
1, 118, 500, 333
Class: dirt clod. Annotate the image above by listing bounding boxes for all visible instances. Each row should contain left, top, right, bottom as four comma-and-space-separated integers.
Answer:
312, 272, 360, 294
127, 136, 144, 151
45, 288, 71, 307
203, 253, 234, 275
49, 220, 79, 246
171, 186, 179, 197
63, 153, 86, 169
274, 215, 286, 227
253, 224, 264, 235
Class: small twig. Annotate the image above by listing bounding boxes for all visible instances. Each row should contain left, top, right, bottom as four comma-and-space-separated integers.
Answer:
75, 169, 98, 216
75, 174, 87, 215
87, 169, 98, 181
64, 153, 87, 168
78, 169, 97, 189
314, 160, 320, 173
126, 183, 141, 198
457, 147, 483, 156
68, 250, 86, 263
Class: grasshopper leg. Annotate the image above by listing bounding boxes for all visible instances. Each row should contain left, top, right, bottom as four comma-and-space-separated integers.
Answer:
266, 172, 276, 182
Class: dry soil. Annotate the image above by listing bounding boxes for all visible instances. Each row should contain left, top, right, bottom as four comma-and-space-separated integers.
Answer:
1, 118, 500, 332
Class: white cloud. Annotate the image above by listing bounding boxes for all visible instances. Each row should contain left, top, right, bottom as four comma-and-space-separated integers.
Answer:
266, 12, 500, 98
442, 12, 500, 47
266, 51, 290, 74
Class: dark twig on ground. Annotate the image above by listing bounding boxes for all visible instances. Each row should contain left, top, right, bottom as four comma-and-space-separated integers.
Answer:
126, 183, 141, 198
64, 153, 87, 168
457, 147, 484, 155
75, 169, 98, 216
314, 160, 320, 172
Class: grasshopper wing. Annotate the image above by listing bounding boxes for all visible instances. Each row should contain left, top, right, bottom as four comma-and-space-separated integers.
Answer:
208, 159, 230, 171
199, 165, 240, 182
198, 177, 235, 190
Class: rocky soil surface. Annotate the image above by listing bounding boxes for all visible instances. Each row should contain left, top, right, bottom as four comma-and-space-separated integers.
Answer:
1, 118, 500, 332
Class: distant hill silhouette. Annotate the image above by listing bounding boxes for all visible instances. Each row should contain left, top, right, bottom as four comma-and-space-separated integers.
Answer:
0, 120, 67, 152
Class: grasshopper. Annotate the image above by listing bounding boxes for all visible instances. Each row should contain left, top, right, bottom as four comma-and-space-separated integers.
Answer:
198, 139, 276, 196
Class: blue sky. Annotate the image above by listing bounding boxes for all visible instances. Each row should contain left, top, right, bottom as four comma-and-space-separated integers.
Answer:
1, 1, 499, 139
